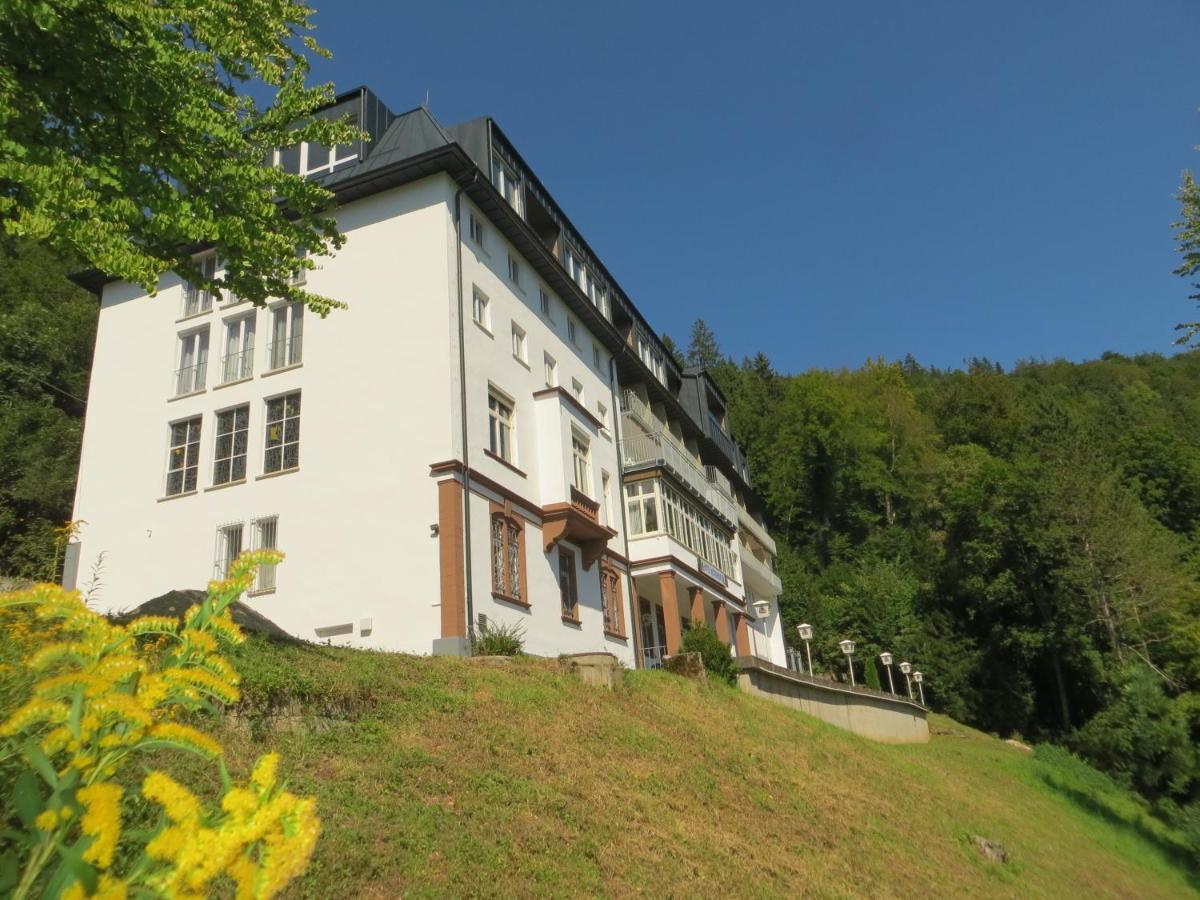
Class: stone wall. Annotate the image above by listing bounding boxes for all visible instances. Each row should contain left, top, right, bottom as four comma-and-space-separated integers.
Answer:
735, 657, 929, 744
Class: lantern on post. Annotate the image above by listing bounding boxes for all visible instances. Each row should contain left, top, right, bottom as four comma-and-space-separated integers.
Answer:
880, 651, 896, 695
899, 661, 913, 700
797, 623, 814, 675
913, 670, 926, 706
838, 639, 856, 687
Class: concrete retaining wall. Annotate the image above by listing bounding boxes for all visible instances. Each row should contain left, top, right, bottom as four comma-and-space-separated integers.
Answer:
735, 657, 929, 744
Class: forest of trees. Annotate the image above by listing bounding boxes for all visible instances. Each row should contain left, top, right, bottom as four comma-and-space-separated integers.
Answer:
2, 234, 1197, 839
678, 318, 1200, 836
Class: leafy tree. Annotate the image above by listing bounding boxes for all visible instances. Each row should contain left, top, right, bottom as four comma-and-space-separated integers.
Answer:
680, 623, 738, 685
0, 0, 361, 315
1173, 170, 1200, 343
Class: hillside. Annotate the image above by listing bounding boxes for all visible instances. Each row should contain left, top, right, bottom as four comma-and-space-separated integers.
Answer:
199, 637, 1198, 898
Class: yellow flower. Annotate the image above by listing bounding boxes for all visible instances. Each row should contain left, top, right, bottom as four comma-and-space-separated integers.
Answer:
149, 721, 223, 758
64, 873, 127, 900
77, 782, 122, 869
143, 771, 201, 825
251, 752, 279, 792
35, 809, 58, 831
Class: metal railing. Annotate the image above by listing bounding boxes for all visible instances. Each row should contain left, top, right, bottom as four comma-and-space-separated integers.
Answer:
705, 465, 732, 498
267, 335, 303, 371
619, 431, 737, 527
619, 389, 655, 429
173, 362, 207, 396
642, 645, 666, 670
737, 504, 777, 557
221, 348, 254, 383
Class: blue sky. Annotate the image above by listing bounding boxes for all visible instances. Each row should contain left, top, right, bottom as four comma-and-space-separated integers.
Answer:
306, 1, 1200, 373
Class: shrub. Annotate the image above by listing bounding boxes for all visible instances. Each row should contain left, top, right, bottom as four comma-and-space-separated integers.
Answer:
0, 551, 319, 899
680, 623, 738, 686
472, 619, 525, 656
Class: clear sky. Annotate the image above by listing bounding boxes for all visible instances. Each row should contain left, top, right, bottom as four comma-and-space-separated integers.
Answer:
305, 0, 1200, 373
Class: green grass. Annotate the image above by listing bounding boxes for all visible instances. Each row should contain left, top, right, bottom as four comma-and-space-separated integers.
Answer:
207, 637, 1197, 898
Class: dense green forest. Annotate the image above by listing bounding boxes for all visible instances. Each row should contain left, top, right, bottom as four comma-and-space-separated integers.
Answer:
677, 319, 1200, 839
1, 235, 1197, 842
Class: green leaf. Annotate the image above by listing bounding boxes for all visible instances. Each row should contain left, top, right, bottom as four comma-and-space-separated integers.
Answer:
0, 851, 19, 894
12, 771, 45, 827
21, 741, 58, 788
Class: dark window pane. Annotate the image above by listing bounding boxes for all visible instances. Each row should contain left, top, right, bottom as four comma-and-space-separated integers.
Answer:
284, 419, 299, 443
266, 424, 282, 447
285, 393, 301, 416
279, 144, 300, 173
283, 444, 299, 470
171, 423, 187, 444
267, 398, 283, 421
185, 443, 199, 467
232, 456, 246, 481
265, 448, 281, 472
167, 471, 182, 495
183, 469, 197, 492
232, 431, 247, 455
235, 406, 249, 428
216, 434, 232, 459
306, 142, 329, 170
214, 460, 230, 484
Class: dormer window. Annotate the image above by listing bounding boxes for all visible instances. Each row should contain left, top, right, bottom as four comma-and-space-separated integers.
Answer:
273, 142, 357, 178
492, 157, 522, 214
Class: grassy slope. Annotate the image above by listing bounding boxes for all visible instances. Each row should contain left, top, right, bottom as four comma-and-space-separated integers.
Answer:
211, 638, 1197, 899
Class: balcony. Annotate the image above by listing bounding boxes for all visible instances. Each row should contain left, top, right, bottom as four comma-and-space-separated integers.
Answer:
543, 487, 615, 570
619, 389, 656, 430
739, 545, 782, 597
619, 431, 736, 527
173, 362, 207, 396
737, 504, 777, 557
705, 465, 732, 498
570, 485, 599, 521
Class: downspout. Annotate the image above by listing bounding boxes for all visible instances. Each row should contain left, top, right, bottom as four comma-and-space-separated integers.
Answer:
452, 174, 479, 647
608, 356, 643, 668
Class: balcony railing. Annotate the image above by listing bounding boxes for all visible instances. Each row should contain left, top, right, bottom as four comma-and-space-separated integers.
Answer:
220, 348, 254, 384
737, 504, 777, 557
739, 547, 782, 596
569, 485, 599, 522
642, 645, 666, 670
267, 335, 303, 371
173, 362, 207, 396
705, 465, 732, 498
619, 431, 737, 527
619, 389, 655, 430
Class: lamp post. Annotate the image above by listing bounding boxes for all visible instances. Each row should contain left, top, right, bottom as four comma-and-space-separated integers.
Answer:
839, 639, 856, 687
880, 651, 896, 695
899, 661, 913, 700
797, 624, 814, 675
913, 670, 925, 706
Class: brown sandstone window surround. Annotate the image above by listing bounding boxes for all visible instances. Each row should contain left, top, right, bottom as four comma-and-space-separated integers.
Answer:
600, 560, 625, 638
489, 500, 527, 605
559, 548, 579, 622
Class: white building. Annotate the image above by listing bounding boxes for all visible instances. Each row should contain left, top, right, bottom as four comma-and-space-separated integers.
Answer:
69, 87, 786, 669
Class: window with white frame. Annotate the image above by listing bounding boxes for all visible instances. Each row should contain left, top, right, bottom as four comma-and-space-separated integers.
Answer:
592, 343, 602, 368
660, 481, 736, 578
544, 352, 558, 388
635, 325, 665, 383
472, 286, 491, 331
274, 141, 358, 178
565, 244, 585, 288
251, 515, 279, 592
567, 318, 578, 346
469, 212, 485, 249
507, 254, 521, 287
491, 157, 522, 214
269, 303, 303, 370
214, 522, 243, 579
511, 322, 527, 363
165, 416, 202, 496
601, 471, 612, 525
221, 314, 255, 383
488, 390, 515, 463
212, 405, 249, 485
183, 254, 219, 316
264, 391, 301, 474
624, 479, 660, 535
571, 378, 584, 404
571, 432, 590, 495
597, 401, 609, 433
175, 328, 209, 396
287, 247, 308, 287
539, 288, 553, 320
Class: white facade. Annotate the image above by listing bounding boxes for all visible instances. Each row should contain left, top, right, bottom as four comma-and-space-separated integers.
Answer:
70, 93, 787, 669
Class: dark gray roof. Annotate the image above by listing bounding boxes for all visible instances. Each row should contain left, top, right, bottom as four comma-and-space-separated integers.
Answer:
327, 106, 453, 183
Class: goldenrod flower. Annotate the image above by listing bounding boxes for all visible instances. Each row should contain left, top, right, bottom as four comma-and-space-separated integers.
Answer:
77, 783, 122, 869
251, 752, 279, 792
143, 771, 201, 825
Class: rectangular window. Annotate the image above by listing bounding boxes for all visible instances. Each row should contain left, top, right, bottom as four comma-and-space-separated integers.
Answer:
175, 328, 209, 396
624, 480, 660, 536
251, 516, 279, 592
472, 286, 490, 331
488, 390, 515, 462
294, 141, 357, 177
490, 513, 523, 602
597, 402, 609, 432
183, 254, 218, 316
571, 432, 590, 495
287, 247, 307, 287
165, 416, 202, 496
539, 288, 553, 320
269, 303, 303, 370
492, 157, 522, 214
264, 391, 301, 474
507, 254, 521, 287
593, 343, 602, 368
601, 471, 612, 526
544, 352, 558, 387
567, 318, 578, 346
559, 549, 578, 619
469, 212, 485, 248
212, 405, 250, 485
511, 322, 527, 363
214, 522, 243, 579
571, 378, 584, 404
221, 314, 255, 383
